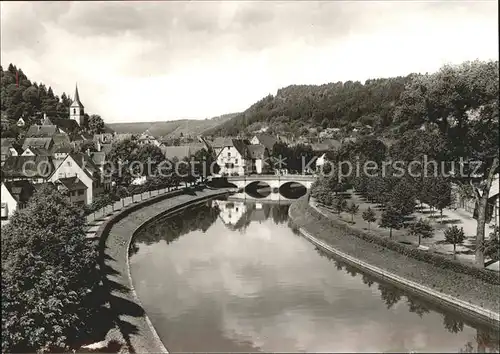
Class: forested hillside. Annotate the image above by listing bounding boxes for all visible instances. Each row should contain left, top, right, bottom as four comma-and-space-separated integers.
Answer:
0, 64, 72, 123
205, 76, 412, 137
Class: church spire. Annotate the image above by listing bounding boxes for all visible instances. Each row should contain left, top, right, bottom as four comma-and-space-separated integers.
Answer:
72, 83, 84, 108
70, 83, 85, 125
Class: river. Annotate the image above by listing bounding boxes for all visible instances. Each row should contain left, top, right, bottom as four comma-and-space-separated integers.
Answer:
129, 198, 499, 353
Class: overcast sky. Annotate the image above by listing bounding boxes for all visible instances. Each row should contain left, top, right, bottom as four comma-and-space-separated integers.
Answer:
1, 1, 498, 124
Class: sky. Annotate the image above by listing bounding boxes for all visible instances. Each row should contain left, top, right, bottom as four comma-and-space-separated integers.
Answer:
1, 1, 498, 124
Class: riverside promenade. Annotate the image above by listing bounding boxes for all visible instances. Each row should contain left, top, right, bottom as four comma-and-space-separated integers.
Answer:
288, 196, 500, 327
92, 187, 231, 353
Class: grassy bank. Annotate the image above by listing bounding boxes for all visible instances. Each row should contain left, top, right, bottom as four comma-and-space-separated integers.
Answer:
289, 196, 500, 314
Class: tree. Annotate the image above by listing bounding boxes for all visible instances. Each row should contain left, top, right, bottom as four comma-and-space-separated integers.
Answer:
444, 225, 465, 256
388, 178, 416, 216
333, 195, 347, 215
87, 114, 105, 135
425, 177, 452, 222
362, 207, 377, 230
397, 61, 499, 267
135, 144, 166, 177
76, 140, 97, 154
1, 186, 100, 352
346, 202, 359, 223
106, 139, 140, 186
408, 218, 434, 246
193, 148, 220, 183
380, 206, 404, 239
479, 226, 499, 262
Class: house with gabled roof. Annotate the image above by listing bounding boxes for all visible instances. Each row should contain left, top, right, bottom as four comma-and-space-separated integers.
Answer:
47, 153, 103, 204
1, 156, 55, 184
246, 144, 270, 174
1, 180, 36, 220
25, 125, 59, 138
54, 176, 88, 206
250, 133, 277, 152
215, 139, 253, 176
1, 139, 23, 167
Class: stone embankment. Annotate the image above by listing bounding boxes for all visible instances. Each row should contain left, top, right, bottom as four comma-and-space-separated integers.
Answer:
93, 187, 230, 353
288, 196, 500, 327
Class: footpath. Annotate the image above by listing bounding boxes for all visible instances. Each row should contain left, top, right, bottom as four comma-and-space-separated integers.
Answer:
86, 187, 230, 353
288, 196, 500, 327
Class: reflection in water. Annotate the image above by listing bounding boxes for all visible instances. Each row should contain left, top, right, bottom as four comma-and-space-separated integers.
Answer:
214, 199, 289, 231
130, 199, 499, 353
130, 201, 220, 256
314, 247, 499, 353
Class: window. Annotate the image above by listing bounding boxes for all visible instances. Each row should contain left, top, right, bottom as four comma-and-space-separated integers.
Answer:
67, 161, 71, 167
228, 152, 231, 157
73, 108, 76, 114
59, 172, 64, 178
1, 202, 8, 219
72, 191, 76, 196
235, 159, 238, 165
78, 190, 84, 196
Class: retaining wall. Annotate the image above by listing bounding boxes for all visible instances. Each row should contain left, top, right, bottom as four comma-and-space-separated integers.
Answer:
94, 187, 230, 353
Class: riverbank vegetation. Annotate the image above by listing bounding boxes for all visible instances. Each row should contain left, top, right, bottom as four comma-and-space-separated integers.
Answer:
310, 61, 499, 268
211, 60, 498, 268
289, 197, 500, 313
1, 186, 101, 352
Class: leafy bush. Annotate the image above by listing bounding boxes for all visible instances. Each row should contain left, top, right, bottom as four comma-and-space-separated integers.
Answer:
362, 207, 377, 230
408, 218, 434, 245
481, 226, 500, 261
444, 225, 466, 256
1, 186, 100, 352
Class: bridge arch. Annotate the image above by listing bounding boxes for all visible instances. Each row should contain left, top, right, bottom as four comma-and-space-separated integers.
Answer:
244, 181, 272, 199
278, 181, 308, 199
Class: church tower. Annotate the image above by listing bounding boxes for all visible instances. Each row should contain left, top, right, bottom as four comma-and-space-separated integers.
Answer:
70, 84, 85, 126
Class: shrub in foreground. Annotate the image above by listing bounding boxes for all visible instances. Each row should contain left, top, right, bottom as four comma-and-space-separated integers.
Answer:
1, 186, 100, 353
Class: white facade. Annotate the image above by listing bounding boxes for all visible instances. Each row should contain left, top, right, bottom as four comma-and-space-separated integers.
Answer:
48, 155, 94, 204
217, 146, 248, 176
9, 147, 19, 157
250, 136, 260, 145
0, 183, 17, 219
21, 148, 36, 156
214, 200, 247, 227
316, 153, 326, 171
254, 159, 264, 174
54, 152, 69, 160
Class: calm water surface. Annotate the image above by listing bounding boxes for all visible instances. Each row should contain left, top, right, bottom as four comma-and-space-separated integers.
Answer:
129, 198, 499, 353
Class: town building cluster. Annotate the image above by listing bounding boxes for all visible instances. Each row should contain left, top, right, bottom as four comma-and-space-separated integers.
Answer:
0, 84, 342, 223
1, 85, 115, 221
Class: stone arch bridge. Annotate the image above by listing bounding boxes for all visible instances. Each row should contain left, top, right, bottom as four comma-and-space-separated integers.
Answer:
225, 175, 315, 190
